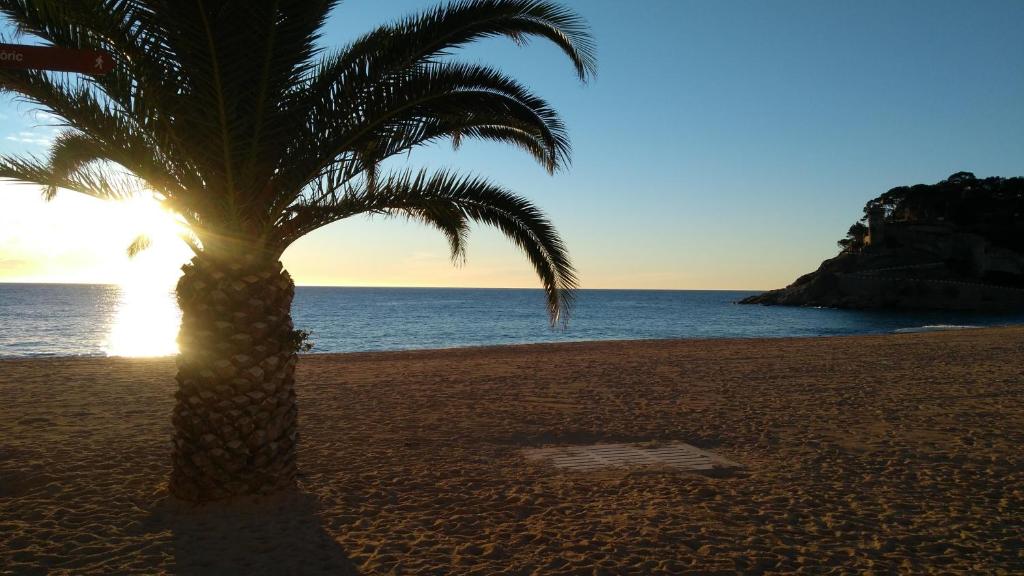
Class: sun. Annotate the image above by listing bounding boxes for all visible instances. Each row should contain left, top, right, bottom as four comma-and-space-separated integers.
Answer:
101, 195, 194, 357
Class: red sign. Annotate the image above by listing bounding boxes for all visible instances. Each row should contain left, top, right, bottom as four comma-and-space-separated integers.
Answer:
0, 43, 114, 75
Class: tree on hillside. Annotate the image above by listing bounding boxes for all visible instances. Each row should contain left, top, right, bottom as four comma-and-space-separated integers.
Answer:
0, 0, 595, 502
858, 172, 1024, 250
837, 222, 868, 253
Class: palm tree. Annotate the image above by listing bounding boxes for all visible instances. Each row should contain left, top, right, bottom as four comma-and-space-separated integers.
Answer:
0, 0, 594, 502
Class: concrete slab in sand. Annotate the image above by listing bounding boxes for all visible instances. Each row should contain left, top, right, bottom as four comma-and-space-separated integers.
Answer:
522, 442, 741, 472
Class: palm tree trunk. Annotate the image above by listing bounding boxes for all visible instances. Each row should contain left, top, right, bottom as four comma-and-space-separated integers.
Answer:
169, 255, 300, 502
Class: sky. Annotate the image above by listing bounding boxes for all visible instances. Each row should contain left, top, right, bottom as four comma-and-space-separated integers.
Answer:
1, 0, 1022, 290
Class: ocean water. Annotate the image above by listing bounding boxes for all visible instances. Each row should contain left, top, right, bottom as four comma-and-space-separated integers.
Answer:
1, 283, 1023, 358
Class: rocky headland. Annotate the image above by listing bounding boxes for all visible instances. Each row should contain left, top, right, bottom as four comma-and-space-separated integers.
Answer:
742, 172, 1024, 310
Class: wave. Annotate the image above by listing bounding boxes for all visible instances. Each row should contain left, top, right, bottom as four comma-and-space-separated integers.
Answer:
893, 324, 980, 334
0, 351, 109, 359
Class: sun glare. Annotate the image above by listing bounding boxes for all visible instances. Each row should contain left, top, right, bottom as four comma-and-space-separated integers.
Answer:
101, 196, 192, 357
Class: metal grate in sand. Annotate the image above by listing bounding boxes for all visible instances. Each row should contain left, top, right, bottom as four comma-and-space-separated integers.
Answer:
522, 442, 741, 472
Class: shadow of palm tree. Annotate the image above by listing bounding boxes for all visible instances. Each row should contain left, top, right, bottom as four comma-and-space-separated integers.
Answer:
143, 489, 359, 575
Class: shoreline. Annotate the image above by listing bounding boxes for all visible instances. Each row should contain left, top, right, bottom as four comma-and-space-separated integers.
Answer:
0, 322, 1017, 363
2, 327, 1022, 573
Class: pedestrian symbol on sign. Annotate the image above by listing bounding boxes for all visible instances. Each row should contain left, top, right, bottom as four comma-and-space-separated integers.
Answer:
0, 43, 113, 75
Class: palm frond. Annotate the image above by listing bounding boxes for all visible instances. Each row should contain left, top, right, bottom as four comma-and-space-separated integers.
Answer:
0, 1, 187, 155
0, 68, 195, 197
278, 62, 570, 213
126, 233, 151, 258
314, 0, 596, 87
280, 169, 577, 324
0, 152, 144, 201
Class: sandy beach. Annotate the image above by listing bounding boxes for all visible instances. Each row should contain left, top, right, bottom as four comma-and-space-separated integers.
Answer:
1, 327, 1022, 575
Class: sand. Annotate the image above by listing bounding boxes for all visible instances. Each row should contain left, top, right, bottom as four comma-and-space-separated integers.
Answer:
1, 327, 1022, 575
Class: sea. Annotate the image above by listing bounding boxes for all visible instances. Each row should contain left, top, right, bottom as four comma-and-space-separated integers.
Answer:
1, 283, 1022, 358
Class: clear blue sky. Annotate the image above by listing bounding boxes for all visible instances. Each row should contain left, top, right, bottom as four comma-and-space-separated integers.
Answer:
1, 0, 1022, 289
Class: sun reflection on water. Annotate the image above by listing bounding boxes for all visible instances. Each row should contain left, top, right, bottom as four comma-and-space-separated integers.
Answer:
99, 195, 190, 357
103, 279, 181, 357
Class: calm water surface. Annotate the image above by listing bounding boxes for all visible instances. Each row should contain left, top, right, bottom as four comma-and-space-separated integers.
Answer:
1, 283, 1022, 358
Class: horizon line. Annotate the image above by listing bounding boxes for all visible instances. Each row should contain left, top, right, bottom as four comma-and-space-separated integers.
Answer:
0, 280, 767, 292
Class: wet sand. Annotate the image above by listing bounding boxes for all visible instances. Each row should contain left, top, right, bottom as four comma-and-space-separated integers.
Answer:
1, 327, 1022, 574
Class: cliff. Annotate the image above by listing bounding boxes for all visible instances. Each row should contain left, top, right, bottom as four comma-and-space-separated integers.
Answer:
741, 172, 1024, 310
